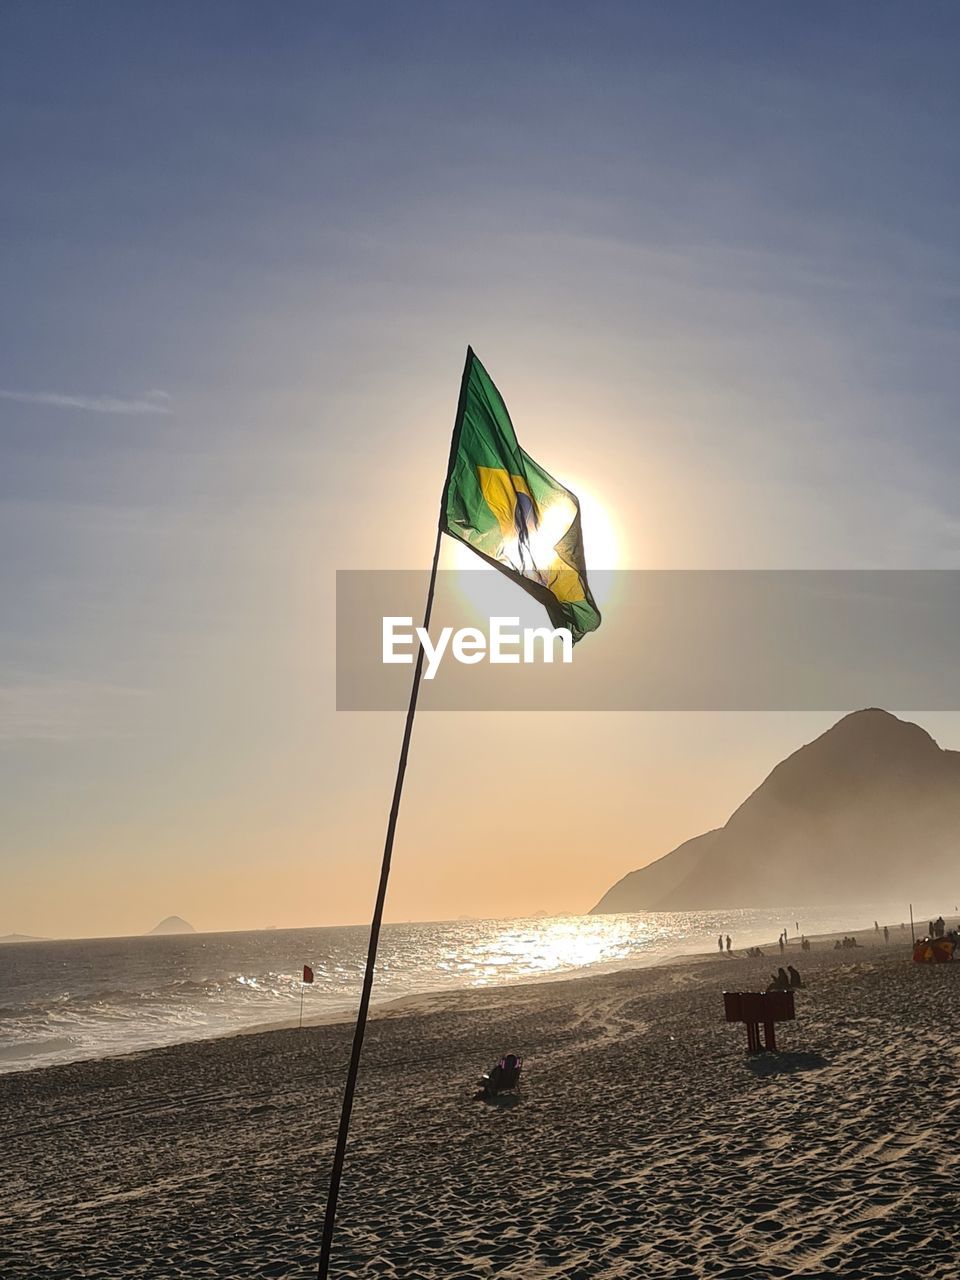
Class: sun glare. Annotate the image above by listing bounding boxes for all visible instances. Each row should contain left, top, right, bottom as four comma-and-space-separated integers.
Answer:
568, 479, 620, 572
447, 478, 620, 617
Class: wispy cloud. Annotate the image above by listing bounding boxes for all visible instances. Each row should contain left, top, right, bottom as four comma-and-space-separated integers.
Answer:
0, 388, 173, 415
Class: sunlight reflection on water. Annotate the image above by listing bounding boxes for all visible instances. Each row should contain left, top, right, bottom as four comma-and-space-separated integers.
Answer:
0, 903, 908, 1072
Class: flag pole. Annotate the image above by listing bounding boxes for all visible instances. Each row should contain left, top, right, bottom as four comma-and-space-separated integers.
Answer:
299, 980, 305, 1031
317, 348, 473, 1280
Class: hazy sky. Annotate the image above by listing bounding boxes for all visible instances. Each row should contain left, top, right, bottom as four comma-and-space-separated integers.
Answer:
4, 2, 960, 938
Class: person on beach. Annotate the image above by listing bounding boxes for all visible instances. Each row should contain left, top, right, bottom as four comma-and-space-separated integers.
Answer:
768, 968, 790, 990
718, 934, 724, 952
883, 925, 889, 944
779, 934, 785, 954
474, 1053, 522, 1100
787, 965, 803, 988
725, 934, 732, 953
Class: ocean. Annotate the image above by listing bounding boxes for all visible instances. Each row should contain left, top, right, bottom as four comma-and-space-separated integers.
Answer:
0, 904, 915, 1074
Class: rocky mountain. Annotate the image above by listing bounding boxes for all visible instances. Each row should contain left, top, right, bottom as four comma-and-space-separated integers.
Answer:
148, 916, 196, 935
592, 710, 960, 912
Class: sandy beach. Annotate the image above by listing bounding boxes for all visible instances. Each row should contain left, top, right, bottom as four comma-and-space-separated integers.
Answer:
2, 930, 958, 1278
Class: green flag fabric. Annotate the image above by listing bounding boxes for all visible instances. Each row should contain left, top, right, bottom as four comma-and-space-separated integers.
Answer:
442, 348, 601, 643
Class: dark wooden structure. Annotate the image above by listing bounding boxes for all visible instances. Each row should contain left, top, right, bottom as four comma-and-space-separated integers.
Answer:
723, 989, 795, 1053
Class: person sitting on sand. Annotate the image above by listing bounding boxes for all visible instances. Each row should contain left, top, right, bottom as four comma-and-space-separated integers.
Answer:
787, 965, 803, 988
475, 1062, 504, 1100
767, 968, 790, 991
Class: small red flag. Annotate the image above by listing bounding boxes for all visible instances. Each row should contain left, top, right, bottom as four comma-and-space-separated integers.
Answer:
303, 965, 314, 984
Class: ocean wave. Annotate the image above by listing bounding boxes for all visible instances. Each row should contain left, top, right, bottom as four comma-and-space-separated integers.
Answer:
0, 973, 316, 1021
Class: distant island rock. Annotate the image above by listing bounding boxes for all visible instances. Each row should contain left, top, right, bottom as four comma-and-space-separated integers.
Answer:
149, 916, 196, 935
0, 933, 45, 944
592, 709, 960, 913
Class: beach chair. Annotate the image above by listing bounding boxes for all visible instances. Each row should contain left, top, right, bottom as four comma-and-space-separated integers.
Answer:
478, 1053, 523, 1098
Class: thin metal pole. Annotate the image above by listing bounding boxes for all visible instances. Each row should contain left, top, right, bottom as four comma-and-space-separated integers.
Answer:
299, 983, 305, 1031
317, 347, 474, 1280
909, 903, 915, 945
317, 524, 443, 1279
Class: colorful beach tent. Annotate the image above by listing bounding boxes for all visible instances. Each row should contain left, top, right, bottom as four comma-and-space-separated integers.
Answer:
912, 937, 954, 963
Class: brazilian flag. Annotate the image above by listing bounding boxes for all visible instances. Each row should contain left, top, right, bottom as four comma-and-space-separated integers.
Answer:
442, 348, 601, 643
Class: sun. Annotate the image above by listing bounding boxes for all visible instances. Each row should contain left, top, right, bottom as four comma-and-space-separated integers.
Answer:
446, 477, 620, 615
566, 478, 620, 572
